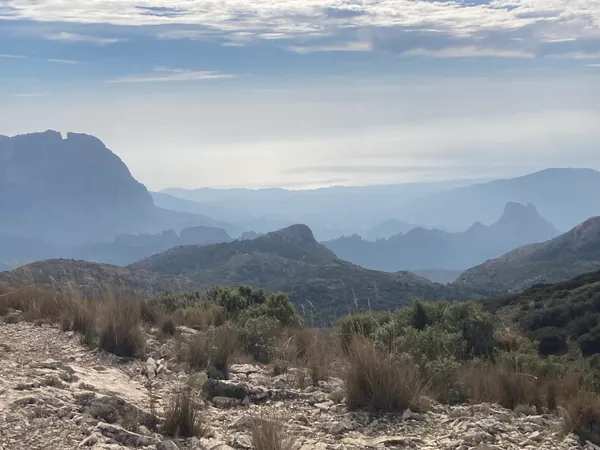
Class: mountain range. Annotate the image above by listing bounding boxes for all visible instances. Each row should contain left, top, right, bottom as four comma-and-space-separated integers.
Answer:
457, 216, 600, 295
0, 224, 475, 321
3, 129, 600, 321
323, 202, 559, 272
159, 168, 600, 237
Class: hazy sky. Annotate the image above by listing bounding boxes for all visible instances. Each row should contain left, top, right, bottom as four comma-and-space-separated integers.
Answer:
1, 0, 599, 190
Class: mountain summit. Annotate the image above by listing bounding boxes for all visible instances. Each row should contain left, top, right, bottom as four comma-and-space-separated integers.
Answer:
323, 202, 559, 272
0, 131, 154, 245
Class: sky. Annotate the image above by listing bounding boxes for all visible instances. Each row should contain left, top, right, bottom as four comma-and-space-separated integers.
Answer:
1, 0, 599, 190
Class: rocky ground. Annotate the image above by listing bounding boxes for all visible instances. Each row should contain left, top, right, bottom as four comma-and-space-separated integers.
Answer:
0, 321, 596, 450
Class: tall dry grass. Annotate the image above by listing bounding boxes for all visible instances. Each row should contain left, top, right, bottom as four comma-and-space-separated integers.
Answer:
251, 418, 295, 450
345, 337, 427, 412
161, 388, 205, 438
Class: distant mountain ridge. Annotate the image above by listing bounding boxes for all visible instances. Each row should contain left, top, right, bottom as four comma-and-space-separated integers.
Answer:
399, 168, 600, 232
129, 224, 475, 319
363, 219, 417, 241
157, 179, 476, 240
0, 224, 475, 320
323, 202, 559, 272
74, 225, 232, 266
456, 216, 600, 294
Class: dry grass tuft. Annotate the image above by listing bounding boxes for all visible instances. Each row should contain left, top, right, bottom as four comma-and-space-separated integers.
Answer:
561, 391, 600, 445
251, 418, 295, 450
345, 337, 427, 412
162, 388, 205, 438
97, 300, 145, 358
460, 362, 545, 411
186, 324, 239, 379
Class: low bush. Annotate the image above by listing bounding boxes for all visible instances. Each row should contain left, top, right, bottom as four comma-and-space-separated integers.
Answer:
237, 316, 279, 364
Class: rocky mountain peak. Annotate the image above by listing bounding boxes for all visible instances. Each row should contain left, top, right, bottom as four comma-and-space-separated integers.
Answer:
266, 224, 318, 245
498, 202, 540, 223
0, 131, 154, 245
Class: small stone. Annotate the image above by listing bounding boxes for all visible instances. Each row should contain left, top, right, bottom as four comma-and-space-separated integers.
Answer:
314, 401, 334, 412
329, 422, 345, 435
229, 433, 253, 449
145, 357, 158, 380
528, 431, 542, 441
213, 396, 242, 408
79, 432, 101, 447
232, 415, 254, 430
95, 422, 158, 447
229, 364, 262, 375
157, 440, 180, 450
401, 408, 424, 421
198, 437, 236, 450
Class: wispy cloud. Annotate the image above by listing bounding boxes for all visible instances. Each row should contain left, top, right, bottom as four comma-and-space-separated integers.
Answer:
45, 58, 78, 64
0, 53, 28, 59
13, 93, 49, 97
0, 53, 79, 64
288, 41, 371, 54
45, 32, 121, 45
108, 67, 234, 83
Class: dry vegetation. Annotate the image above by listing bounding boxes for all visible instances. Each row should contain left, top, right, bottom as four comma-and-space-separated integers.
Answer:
161, 388, 206, 438
251, 418, 295, 450
2, 285, 600, 445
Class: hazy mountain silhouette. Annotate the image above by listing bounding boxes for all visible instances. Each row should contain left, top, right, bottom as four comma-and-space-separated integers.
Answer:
73, 225, 232, 266
0, 231, 65, 270
399, 168, 600, 232
363, 219, 417, 241
323, 202, 559, 272
158, 180, 475, 240
0, 131, 239, 250
457, 216, 600, 294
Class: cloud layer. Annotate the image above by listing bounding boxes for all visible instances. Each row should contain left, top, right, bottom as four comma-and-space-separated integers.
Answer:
1, 0, 599, 58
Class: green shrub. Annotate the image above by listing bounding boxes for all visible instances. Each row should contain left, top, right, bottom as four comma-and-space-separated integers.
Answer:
237, 316, 279, 363
530, 327, 568, 355
336, 311, 393, 351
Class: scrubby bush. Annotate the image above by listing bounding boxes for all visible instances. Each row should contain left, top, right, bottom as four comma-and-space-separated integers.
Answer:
237, 316, 280, 363
530, 327, 568, 355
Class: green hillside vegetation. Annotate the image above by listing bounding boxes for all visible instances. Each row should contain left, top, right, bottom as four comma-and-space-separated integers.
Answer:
485, 269, 600, 360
